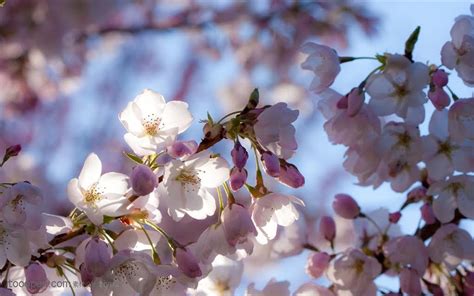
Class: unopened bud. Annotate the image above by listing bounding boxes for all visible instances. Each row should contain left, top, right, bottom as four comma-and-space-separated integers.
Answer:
261, 152, 280, 177
432, 69, 448, 87
130, 164, 157, 196
230, 167, 247, 191
421, 203, 436, 225
278, 163, 304, 188
389, 212, 402, 224
332, 194, 360, 219
305, 252, 331, 279
175, 248, 202, 278
25, 263, 49, 294
319, 216, 336, 241
231, 141, 248, 169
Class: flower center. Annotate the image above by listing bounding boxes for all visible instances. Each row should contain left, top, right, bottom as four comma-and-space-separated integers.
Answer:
176, 168, 201, 192
396, 131, 412, 148
143, 113, 162, 136
437, 140, 457, 157
84, 183, 104, 205
156, 275, 177, 292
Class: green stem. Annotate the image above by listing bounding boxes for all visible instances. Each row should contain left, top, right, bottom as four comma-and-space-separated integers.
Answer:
339, 56, 377, 63
217, 111, 241, 124
222, 182, 235, 204
145, 220, 177, 251
139, 224, 161, 264
446, 85, 459, 101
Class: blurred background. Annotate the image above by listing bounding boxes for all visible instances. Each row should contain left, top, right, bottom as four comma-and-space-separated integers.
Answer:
0, 0, 472, 293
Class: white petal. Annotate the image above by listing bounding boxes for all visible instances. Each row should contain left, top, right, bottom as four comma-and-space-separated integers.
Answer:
124, 133, 157, 156
78, 153, 102, 189
161, 101, 193, 133
197, 156, 230, 188
119, 102, 146, 136
99, 172, 129, 198
134, 89, 166, 118
67, 178, 84, 206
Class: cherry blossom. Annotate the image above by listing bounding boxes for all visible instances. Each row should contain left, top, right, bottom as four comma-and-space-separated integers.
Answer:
430, 175, 474, 223
301, 42, 341, 94
245, 279, 290, 296
428, 224, 474, 270
251, 193, 304, 245
327, 248, 381, 295
67, 153, 130, 225
119, 89, 193, 156
366, 54, 429, 120
162, 151, 230, 221
254, 103, 299, 160
441, 5, 474, 85
448, 97, 474, 141
0, 182, 43, 230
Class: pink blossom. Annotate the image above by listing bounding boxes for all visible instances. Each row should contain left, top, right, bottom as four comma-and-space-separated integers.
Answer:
428, 224, 474, 270
332, 194, 360, 219
319, 216, 336, 241
175, 247, 202, 278
222, 204, 257, 247
25, 263, 49, 294
448, 98, 474, 141
407, 186, 428, 202
130, 164, 157, 196
0, 182, 43, 230
254, 103, 299, 159
301, 42, 340, 94
305, 252, 330, 279
384, 235, 428, 275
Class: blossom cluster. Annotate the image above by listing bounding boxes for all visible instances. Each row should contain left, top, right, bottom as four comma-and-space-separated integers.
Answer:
0, 86, 307, 295
297, 4, 474, 296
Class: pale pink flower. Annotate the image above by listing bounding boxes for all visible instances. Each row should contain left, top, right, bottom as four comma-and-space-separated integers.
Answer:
305, 252, 330, 279
0, 221, 35, 267
301, 42, 340, 93
441, 8, 474, 85
119, 89, 193, 156
448, 98, 474, 141
0, 182, 43, 230
366, 54, 430, 120
354, 208, 401, 251
162, 151, 229, 221
422, 110, 474, 180
222, 204, 257, 247
67, 153, 130, 225
428, 224, 474, 270
191, 255, 243, 296
337, 88, 365, 117
429, 175, 474, 223
384, 235, 428, 275
327, 248, 381, 295
251, 193, 304, 245
254, 103, 299, 159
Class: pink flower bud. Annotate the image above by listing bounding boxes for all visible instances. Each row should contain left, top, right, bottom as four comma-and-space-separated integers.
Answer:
407, 186, 428, 202
79, 264, 94, 286
428, 87, 450, 110
25, 263, 49, 294
400, 268, 422, 296
389, 212, 402, 224
278, 164, 305, 188
175, 248, 202, 278
5, 145, 21, 157
168, 140, 197, 158
432, 69, 448, 87
305, 252, 330, 279
222, 204, 257, 247
464, 271, 474, 294
130, 164, 157, 196
421, 203, 436, 225
347, 88, 365, 117
319, 216, 336, 241
231, 141, 248, 169
230, 167, 247, 191
84, 237, 112, 277
332, 194, 360, 219
261, 152, 280, 177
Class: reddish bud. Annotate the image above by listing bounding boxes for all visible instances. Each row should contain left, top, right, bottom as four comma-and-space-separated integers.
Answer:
389, 212, 402, 224
319, 216, 336, 241
130, 164, 157, 196
432, 69, 448, 87
230, 167, 247, 191
261, 152, 280, 177
278, 164, 305, 188
175, 248, 202, 278
231, 141, 248, 169
421, 203, 436, 225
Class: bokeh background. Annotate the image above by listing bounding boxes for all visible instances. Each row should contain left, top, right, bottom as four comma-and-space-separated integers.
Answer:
0, 0, 472, 294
